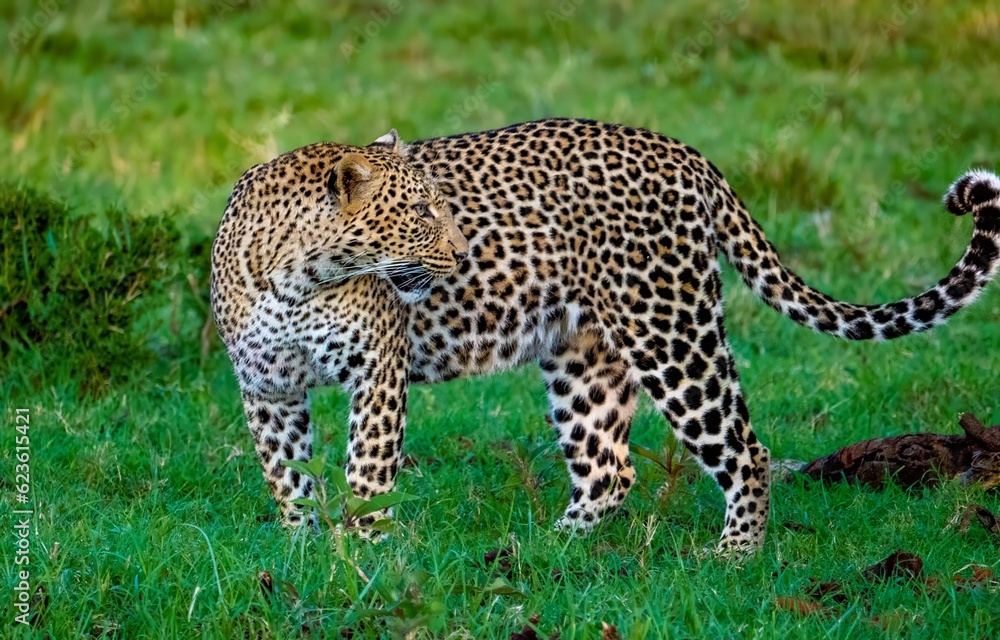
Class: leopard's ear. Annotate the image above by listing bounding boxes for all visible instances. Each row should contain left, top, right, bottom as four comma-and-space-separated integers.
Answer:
331, 152, 375, 206
369, 129, 401, 154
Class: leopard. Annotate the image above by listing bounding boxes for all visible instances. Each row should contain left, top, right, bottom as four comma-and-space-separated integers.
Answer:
211, 118, 1000, 551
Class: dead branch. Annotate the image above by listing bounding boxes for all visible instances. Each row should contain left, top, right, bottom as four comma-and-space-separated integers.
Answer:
800, 413, 1000, 489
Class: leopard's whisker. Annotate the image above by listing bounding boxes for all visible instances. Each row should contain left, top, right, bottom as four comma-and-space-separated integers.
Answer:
320, 257, 418, 284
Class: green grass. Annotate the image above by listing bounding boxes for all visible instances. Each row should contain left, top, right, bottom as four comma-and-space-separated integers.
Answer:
2, 0, 1000, 637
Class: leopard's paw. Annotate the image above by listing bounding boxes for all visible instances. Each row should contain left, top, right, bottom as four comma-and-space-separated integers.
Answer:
712, 535, 762, 558
281, 510, 320, 533
554, 508, 598, 536
345, 510, 392, 543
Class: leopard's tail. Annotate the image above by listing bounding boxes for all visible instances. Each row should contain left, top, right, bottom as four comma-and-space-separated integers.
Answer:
713, 169, 1000, 340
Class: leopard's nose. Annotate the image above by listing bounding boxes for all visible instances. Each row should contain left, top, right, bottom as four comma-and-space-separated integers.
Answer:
453, 250, 468, 262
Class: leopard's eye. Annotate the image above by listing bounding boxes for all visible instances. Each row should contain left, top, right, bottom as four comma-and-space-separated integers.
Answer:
414, 203, 435, 221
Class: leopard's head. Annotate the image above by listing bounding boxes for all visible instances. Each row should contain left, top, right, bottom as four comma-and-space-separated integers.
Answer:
327, 130, 468, 299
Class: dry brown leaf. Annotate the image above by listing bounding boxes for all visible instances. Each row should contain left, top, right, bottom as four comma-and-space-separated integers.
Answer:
257, 570, 274, 599
510, 614, 560, 640
509, 615, 540, 640
282, 581, 300, 605
485, 546, 515, 577
863, 550, 923, 582
953, 565, 996, 590
954, 504, 1000, 536
805, 578, 847, 605
776, 596, 828, 617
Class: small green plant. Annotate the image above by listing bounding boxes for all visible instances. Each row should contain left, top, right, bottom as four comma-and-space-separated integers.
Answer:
281, 457, 525, 635
281, 457, 418, 536
630, 440, 694, 504
346, 568, 449, 636
498, 440, 558, 519
279, 457, 441, 634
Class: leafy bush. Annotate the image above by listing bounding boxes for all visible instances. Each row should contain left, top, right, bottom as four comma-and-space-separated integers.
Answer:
0, 184, 191, 396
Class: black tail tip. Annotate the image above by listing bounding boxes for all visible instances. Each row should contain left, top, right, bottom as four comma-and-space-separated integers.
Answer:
944, 169, 1000, 215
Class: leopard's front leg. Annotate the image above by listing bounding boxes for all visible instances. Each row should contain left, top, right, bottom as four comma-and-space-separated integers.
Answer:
241, 389, 315, 527
342, 334, 411, 535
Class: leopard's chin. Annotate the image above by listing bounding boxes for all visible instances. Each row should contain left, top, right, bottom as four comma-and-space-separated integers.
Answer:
387, 264, 434, 302
395, 287, 433, 304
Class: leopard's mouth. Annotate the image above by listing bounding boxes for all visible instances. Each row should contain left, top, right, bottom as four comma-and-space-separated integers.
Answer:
386, 263, 434, 294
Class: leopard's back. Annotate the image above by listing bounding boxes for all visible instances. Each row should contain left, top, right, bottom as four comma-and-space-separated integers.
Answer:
405, 118, 717, 382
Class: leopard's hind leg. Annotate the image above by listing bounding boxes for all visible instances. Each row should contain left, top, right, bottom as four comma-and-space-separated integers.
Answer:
627, 264, 771, 551
540, 331, 639, 531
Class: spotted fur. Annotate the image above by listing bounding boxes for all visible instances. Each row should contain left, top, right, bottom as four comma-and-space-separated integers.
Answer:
211, 118, 1000, 550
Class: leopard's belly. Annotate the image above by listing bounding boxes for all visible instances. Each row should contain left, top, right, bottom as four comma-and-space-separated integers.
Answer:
407, 281, 585, 383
